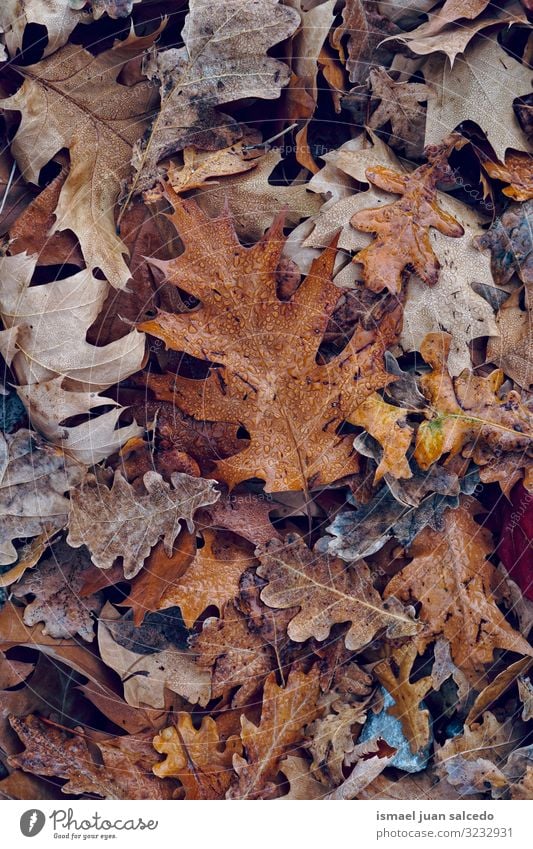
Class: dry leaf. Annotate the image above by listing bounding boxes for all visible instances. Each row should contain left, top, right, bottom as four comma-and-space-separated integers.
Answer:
389, 2, 525, 65
0, 252, 145, 462
98, 603, 211, 708
256, 534, 418, 650
13, 541, 102, 642
129, 0, 300, 194
350, 140, 465, 295
158, 529, 255, 627
413, 332, 532, 471
9, 714, 174, 799
374, 644, 432, 754
228, 667, 321, 799
424, 38, 532, 160
368, 68, 429, 159
139, 193, 402, 492
434, 712, 519, 795
0, 429, 83, 566
0, 28, 160, 288
385, 503, 533, 682
67, 469, 219, 579
0, 1, 85, 58
194, 606, 274, 708
193, 149, 322, 241
153, 713, 241, 799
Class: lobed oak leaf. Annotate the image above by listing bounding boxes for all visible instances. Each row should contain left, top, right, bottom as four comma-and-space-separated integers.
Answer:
0, 252, 145, 463
0, 27, 160, 289
482, 151, 533, 202
413, 332, 532, 473
278, 755, 328, 799
295, 134, 497, 373
256, 534, 418, 651
350, 143, 465, 295
153, 713, 242, 799
474, 199, 532, 287
67, 469, 219, 579
331, 0, 399, 86
348, 392, 413, 481
128, 0, 300, 195
0, 429, 83, 566
123, 531, 197, 627
9, 714, 174, 799
228, 667, 321, 799
368, 68, 429, 159
194, 606, 274, 709
192, 148, 323, 241
305, 694, 368, 785
384, 504, 533, 682
424, 37, 532, 161
13, 541, 102, 642
138, 193, 402, 492
8, 157, 83, 266
387, 1, 525, 66
434, 712, 519, 796
157, 529, 255, 628
374, 644, 432, 755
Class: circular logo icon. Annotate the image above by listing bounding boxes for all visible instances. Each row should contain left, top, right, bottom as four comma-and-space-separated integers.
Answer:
20, 810, 46, 837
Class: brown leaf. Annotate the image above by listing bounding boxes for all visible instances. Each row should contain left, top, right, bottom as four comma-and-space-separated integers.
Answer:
348, 392, 413, 481
13, 541, 102, 642
153, 713, 242, 799
8, 159, 83, 266
331, 0, 398, 86
98, 603, 211, 709
0, 429, 83, 567
228, 667, 321, 799
434, 712, 519, 796
67, 470, 219, 579
158, 529, 255, 628
350, 139, 465, 294
128, 0, 300, 194
486, 288, 533, 389
9, 715, 173, 799
123, 532, 197, 627
193, 149, 322, 241
483, 151, 533, 202
374, 644, 432, 754
385, 504, 533, 683
197, 491, 280, 547
194, 606, 274, 708
368, 68, 429, 159
256, 534, 418, 651
0, 28, 160, 288
139, 194, 402, 492
165, 144, 258, 194
413, 332, 532, 472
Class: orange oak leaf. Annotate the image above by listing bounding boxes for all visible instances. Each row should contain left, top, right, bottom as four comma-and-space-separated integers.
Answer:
153, 713, 241, 800
413, 332, 532, 476
384, 504, 533, 683
158, 530, 256, 628
228, 667, 321, 799
350, 140, 465, 294
138, 191, 402, 492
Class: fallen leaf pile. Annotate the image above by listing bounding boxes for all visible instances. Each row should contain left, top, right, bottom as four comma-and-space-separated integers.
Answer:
0, 0, 531, 803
